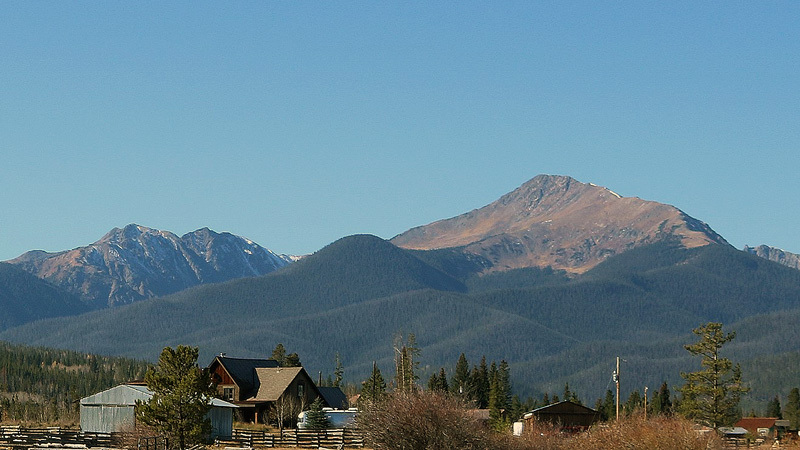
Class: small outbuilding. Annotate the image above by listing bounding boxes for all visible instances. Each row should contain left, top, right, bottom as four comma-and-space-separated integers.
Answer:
523, 401, 600, 432
80, 384, 237, 438
734, 417, 790, 441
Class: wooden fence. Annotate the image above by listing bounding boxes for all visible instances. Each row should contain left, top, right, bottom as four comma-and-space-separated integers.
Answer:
217, 428, 364, 448
0, 426, 364, 449
0, 426, 116, 448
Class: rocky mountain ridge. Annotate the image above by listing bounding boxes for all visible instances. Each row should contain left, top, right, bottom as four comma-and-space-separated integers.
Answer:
392, 174, 729, 273
7, 224, 293, 309
745, 245, 800, 270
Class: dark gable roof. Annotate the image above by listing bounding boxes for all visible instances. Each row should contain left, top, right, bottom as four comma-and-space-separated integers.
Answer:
530, 400, 598, 415
317, 386, 348, 409
211, 356, 279, 397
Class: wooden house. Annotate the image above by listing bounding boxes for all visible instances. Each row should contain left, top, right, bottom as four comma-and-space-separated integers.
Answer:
207, 355, 325, 425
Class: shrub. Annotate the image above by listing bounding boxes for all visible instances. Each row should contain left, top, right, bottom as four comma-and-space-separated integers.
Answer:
356, 390, 492, 450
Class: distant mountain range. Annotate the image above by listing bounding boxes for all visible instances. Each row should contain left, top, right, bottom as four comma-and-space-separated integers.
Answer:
2, 174, 800, 407
744, 245, 800, 270
6, 225, 293, 309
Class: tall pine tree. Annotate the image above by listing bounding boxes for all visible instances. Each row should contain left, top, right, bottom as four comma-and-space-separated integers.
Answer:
135, 346, 216, 450
360, 362, 387, 407
766, 395, 782, 419
678, 322, 749, 428
785, 388, 800, 429
450, 353, 470, 398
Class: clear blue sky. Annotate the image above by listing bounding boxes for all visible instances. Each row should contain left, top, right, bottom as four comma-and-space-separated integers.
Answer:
2, 1, 798, 260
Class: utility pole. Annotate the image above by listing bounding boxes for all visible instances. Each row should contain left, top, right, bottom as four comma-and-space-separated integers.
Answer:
644, 386, 648, 420
614, 356, 620, 421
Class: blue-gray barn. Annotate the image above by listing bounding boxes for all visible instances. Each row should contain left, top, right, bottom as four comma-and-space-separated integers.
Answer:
80, 384, 237, 438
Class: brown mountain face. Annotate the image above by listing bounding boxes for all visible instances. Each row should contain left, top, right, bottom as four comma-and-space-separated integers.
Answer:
391, 175, 729, 274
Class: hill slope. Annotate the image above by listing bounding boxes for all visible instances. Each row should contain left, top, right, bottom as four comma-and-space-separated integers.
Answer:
0, 262, 88, 330
391, 174, 728, 273
7, 224, 292, 309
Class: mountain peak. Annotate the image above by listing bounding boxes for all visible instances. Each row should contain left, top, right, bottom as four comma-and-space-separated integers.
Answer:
392, 174, 728, 273
8, 225, 293, 308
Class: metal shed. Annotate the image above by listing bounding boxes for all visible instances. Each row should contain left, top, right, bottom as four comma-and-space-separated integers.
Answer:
80, 384, 237, 438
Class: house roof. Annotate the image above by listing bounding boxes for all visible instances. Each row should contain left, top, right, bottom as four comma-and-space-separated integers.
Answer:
318, 386, 348, 409
529, 400, 599, 415
80, 384, 237, 408
719, 427, 749, 436
249, 367, 305, 402
735, 417, 778, 431
210, 355, 279, 397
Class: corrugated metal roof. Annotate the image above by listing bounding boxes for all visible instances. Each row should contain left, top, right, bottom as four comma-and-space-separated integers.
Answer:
80, 384, 151, 406
80, 384, 238, 408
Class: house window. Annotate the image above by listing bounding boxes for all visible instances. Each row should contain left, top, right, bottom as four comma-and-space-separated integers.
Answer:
223, 387, 234, 401
298, 382, 304, 398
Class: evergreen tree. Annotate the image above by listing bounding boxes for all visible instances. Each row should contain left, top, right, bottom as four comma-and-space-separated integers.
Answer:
271, 343, 287, 366
450, 353, 470, 398
767, 395, 782, 419
678, 322, 749, 428
542, 392, 550, 406
497, 360, 511, 410
303, 397, 330, 430
624, 390, 642, 416
785, 388, 800, 429
563, 382, 579, 404
360, 362, 387, 406
653, 381, 672, 416
333, 352, 344, 387
470, 356, 489, 408
135, 346, 216, 450
284, 352, 301, 367
601, 390, 615, 421
437, 367, 449, 392
427, 372, 440, 392
488, 361, 511, 431
509, 395, 525, 422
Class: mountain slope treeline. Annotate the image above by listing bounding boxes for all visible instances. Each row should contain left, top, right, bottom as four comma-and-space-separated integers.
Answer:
0, 341, 148, 423
2, 235, 800, 407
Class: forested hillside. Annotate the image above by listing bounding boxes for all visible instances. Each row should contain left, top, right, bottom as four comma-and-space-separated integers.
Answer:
2, 236, 800, 409
0, 263, 87, 330
0, 342, 148, 424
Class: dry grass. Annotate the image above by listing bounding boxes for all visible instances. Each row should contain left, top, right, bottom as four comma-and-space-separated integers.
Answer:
507, 414, 723, 450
